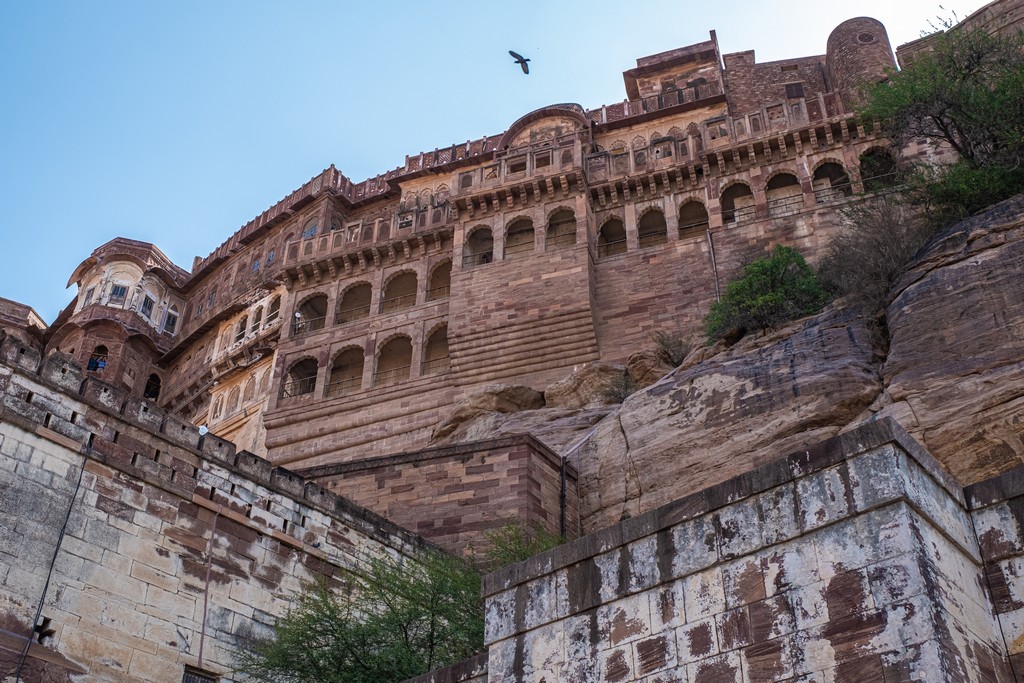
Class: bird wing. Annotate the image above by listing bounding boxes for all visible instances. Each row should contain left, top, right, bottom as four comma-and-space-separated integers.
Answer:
509, 50, 525, 61
521, 61, 529, 74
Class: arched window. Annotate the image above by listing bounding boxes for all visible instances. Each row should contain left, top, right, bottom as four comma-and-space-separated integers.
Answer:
638, 210, 668, 248
242, 376, 256, 404
250, 308, 263, 334
282, 358, 318, 398
427, 261, 452, 301
326, 347, 364, 397
87, 345, 108, 372
765, 173, 803, 217
212, 395, 224, 420
598, 219, 627, 257
422, 325, 450, 375
235, 316, 248, 343
678, 201, 710, 238
293, 295, 328, 335
336, 283, 372, 323
463, 228, 493, 267
504, 218, 534, 260
546, 210, 576, 250
259, 369, 271, 393
860, 149, 898, 192
164, 306, 179, 335
143, 374, 161, 401
380, 272, 417, 314
227, 387, 241, 414
267, 296, 281, 323
301, 221, 318, 240
813, 163, 853, 202
375, 336, 412, 386
721, 183, 755, 224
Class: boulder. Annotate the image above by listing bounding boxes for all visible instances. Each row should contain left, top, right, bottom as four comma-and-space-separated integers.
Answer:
544, 362, 626, 409
431, 384, 544, 443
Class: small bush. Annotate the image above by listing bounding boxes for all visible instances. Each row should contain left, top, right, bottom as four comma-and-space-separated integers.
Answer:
482, 521, 563, 569
704, 245, 828, 343
651, 330, 691, 367
818, 195, 934, 313
601, 370, 641, 403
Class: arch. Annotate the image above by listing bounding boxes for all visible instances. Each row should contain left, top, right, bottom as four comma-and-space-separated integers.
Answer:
227, 386, 241, 414
598, 218, 627, 257
234, 315, 248, 343
375, 335, 412, 387
380, 271, 418, 314
463, 227, 494, 267
678, 200, 710, 238
422, 324, 450, 375
294, 294, 328, 335
496, 103, 589, 150
668, 126, 684, 139
143, 373, 161, 401
336, 282, 372, 323
212, 395, 224, 420
504, 218, 535, 260
721, 182, 755, 224
326, 346, 364, 397
267, 295, 282, 323
259, 369, 271, 393
637, 209, 668, 248
242, 375, 256, 404
427, 260, 452, 301
282, 357, 318, 398
631, 136, 647, 150
250, 307, 263, 333
765, 172, 803, 217
301, 220, 318, 240
435, 184, 450, 204
860, 148, 898, 192
87, 345, 109, 372
546, 209, 577, 250
812, 161, 853, 202
610, 140, 627, 152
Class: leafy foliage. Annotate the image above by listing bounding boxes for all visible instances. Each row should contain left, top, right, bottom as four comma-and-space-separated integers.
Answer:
704, 245, 828, 343
234, 552, 483, 683
480, 520, 564, 569
817, 195, 934, 313
861, 25, 1024, 219
600, 369, 642, 403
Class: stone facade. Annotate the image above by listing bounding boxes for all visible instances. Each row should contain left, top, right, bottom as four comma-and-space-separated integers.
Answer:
39, 14, 914, 474
478, 420, 1020, 682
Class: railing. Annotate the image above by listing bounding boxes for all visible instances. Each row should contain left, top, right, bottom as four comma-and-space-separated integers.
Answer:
503, 240, 534, 259
638, 232, 668, 249
598, 240, 628, 258
545, 232, 577, 249
281, 376, 316, 398
379, 294, 416, 314
426, 286, 450, 302
678, 219, 710, 237
723, 204, 757, 225
374, 365, 411, 387
462, 251, 493, 268
766, 193, 805, 218
335, 306, 370, 325
325, 376, 361, 398
291, 316, 326, 337
814, 183, 853, 203
421, 357, 451, 375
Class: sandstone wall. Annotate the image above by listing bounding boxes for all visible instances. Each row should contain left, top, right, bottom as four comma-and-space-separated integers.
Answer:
0, 337, 429, 682
299, 435, 580, 558
479, 420, 1013, 682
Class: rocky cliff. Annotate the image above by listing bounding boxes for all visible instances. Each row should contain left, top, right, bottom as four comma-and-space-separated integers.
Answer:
433, 194, 1024, 534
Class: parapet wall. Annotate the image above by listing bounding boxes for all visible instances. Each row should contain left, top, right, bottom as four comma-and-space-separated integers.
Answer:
0, 333, 431, 681
477, 419, 1017, 681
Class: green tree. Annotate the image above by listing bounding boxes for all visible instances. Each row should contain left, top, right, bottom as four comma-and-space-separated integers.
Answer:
861, 25, 1024, 217
234, 552, 483, 683
704, 245, 828, 343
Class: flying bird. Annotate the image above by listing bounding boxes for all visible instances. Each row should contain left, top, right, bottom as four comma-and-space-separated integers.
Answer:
509, 50, 530, 74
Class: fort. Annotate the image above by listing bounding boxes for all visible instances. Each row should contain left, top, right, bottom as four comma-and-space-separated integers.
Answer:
4, 0, 1024, 680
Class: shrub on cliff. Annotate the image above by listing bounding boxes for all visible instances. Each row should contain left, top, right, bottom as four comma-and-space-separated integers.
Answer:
818, 195, 934, 313
861, 24, 1024, 220
704, 245, 828, 343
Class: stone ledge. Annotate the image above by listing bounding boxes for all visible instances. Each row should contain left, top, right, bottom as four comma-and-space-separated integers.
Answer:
400, 653, 488, 683
482, 417, 962, 598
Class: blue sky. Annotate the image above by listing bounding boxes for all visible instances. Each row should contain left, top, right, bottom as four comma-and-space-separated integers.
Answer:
0, 1, 988, 322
